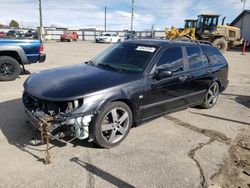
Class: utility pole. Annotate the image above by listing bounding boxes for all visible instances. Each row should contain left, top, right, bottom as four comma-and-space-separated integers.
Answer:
240, 0, 247, 37
39, 0, 43, 40
241, 0, 247, 11
104, 6, 107, 31
131, 0, 134, 31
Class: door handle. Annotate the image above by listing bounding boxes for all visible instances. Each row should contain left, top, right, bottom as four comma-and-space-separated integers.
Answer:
178, 75, 188, 81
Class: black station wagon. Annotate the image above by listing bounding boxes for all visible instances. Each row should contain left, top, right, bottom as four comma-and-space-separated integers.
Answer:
23, 39, 229, 148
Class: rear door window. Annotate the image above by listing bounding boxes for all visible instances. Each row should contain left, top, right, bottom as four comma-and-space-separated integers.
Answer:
202, 45, 227, 64
157, 47, 184, 73
186, 46, 205, 69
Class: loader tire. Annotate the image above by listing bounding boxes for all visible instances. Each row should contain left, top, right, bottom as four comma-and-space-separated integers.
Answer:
213, 38, 228, 53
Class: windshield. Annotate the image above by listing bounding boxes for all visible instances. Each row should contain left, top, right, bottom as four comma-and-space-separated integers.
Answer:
91, 43, 158, 73
197, 16, 218, 28
185, 20, 197, 28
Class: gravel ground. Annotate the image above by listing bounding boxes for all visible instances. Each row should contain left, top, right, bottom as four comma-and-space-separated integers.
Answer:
0, 41, 249, 188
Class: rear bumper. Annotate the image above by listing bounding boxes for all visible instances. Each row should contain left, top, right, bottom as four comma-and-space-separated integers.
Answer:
221, 79, 229, 92
39, 53, 46, 63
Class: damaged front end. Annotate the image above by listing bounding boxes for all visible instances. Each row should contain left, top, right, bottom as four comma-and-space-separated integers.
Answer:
23, 92, 96, 142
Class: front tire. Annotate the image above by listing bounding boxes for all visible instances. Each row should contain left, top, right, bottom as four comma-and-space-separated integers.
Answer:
92, 102, 132, 148
0, 56, 21, 81
201, 82, 220, 109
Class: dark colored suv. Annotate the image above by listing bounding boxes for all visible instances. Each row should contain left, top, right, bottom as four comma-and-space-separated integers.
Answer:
23, 39, 228, 148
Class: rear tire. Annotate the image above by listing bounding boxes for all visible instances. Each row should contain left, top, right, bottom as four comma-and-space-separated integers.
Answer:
92, 102, 132, 148
213, 38, 228, 53
201, 82, 220, 109
0, 56, 21, 81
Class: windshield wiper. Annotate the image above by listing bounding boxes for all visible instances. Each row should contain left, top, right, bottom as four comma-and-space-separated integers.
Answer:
98, 63, 124, 72
85, 60, 94, 65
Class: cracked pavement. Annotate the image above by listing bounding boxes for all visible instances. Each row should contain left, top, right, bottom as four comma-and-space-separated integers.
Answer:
0, 42, 249, 188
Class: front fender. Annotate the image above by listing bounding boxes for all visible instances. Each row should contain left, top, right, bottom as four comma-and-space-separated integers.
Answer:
71, 89, 133, 116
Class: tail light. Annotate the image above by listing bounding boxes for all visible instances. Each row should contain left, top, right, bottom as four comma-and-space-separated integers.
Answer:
39, 44, 44, 53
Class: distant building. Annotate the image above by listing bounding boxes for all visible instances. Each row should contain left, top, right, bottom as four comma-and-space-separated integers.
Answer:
0, 24, 9, 29
231, 10, 250, 42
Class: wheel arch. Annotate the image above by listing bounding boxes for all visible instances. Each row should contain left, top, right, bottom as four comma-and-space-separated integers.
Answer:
96, 96, 137, 125
0, 46, 28, 65
212, 36, 230, 43
110, 98, 135, 120
211, 78, 222, 92
0, 50, 22, 64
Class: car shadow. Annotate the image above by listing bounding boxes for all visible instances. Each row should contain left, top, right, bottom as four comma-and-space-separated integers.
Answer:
70, 157, 135, 188
190, 112, 250, 126
227, 45, 250, 52
0, 98, 100, 163
0, 98, 44, 161
20, 69, 31, 75
221, 92, 250, 109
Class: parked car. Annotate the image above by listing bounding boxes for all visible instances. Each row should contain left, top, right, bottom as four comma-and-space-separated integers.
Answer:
96, 33, 121, 43
24, 30, 38, 39
0, 32, 6, 38
23, 39, 228, 148
6, 30, 24, 39
124, 31, 137, 40
60, 31, 78, 42
0, 39, 46, 81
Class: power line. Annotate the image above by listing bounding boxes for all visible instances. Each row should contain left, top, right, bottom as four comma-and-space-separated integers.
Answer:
0, 1, 34, 4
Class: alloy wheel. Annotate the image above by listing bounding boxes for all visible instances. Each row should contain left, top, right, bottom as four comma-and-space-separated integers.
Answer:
206, 83, 219, 107
0, 63, 14, 76
101, 108, 129, 144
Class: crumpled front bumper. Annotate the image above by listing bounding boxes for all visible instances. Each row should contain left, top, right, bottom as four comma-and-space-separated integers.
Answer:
24, 108, 96, 141
25, 108, 44, 130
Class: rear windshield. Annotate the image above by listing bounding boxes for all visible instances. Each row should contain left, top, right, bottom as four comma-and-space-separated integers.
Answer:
202, 45, 227, 64
92, 43, 158, 72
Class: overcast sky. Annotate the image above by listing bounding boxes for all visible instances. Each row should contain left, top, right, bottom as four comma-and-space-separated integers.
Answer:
0, 0, 249, 30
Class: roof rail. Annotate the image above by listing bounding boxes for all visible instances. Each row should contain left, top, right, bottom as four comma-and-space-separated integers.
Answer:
173, 38, 213, 46
196, 40, 213, 46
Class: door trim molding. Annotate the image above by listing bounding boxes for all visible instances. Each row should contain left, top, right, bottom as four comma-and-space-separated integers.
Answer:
140, 89, 207, 110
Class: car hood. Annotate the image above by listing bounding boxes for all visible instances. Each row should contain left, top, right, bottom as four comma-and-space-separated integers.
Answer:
24, 64, 142, 101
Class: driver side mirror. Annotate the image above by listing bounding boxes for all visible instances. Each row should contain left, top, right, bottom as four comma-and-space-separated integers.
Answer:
153, 64, 173, 79
157, 69, 172, 78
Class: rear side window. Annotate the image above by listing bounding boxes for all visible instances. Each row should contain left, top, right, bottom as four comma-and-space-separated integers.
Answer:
202, 45, 227, 64
186, 46, 205, 69
157, 47, 184, 73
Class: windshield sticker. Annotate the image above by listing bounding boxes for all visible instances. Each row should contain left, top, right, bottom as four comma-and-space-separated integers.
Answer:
136, 46, 156, 53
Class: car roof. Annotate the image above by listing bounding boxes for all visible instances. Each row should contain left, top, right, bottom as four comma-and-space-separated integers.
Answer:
123, 39, 170, 47
123, 39, 207, 48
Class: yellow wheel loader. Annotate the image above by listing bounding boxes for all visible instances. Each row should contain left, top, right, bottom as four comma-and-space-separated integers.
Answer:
166, 14, 242, 52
